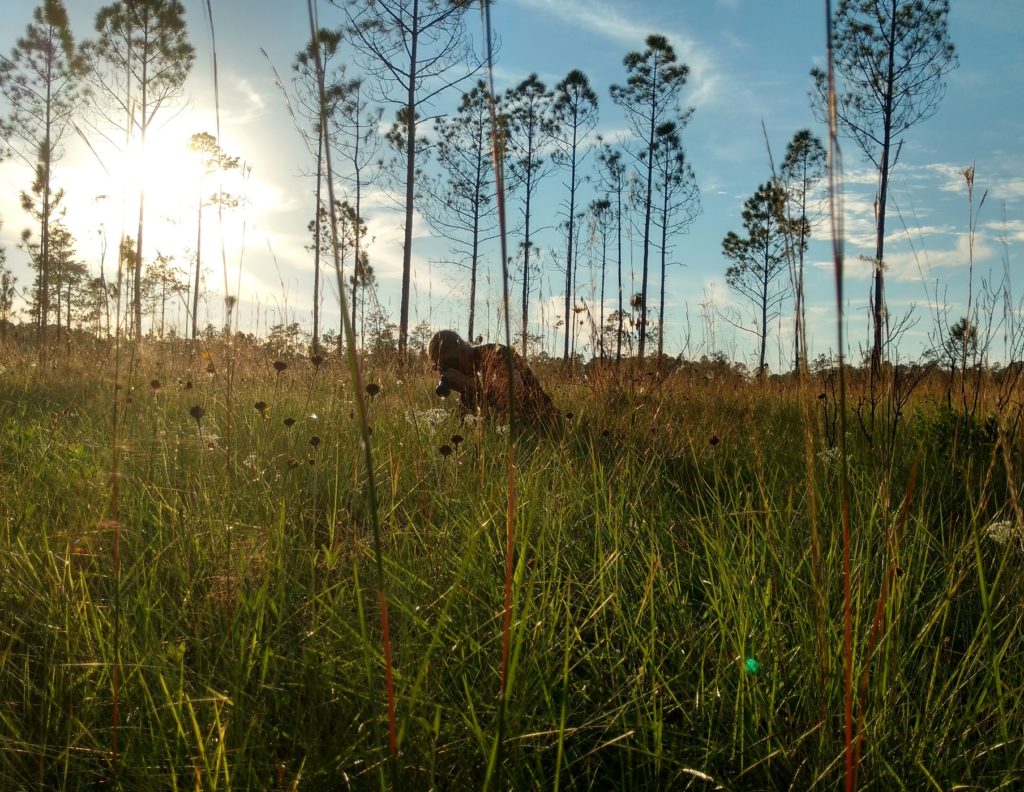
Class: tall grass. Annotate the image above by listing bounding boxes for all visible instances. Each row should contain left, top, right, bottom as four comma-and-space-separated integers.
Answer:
1, 343, 1022, 788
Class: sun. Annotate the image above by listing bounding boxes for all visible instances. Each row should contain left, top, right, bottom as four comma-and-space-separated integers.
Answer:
55, 114, 252, 279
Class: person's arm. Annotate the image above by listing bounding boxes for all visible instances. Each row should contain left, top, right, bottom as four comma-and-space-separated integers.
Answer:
441, 367, 474, 393
445, 347, 482, 416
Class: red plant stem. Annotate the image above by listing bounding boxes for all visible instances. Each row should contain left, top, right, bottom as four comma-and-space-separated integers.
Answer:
378, 591, 398, 757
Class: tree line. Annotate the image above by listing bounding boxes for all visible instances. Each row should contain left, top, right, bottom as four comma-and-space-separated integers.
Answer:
0, 0, 958, 374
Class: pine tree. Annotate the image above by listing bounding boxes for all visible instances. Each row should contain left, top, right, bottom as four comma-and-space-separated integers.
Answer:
780, 129, 826, 377
337, 0, 479, 360
0, 0, 87, 352
503, 74, 557, 355
426, 80, 497, 341
812, 0, 956, 377
87, 0, 195, 340
610, 34, 691, 362
722, 182, 795, 376
651, 121, 699, 365
186, 132, 239, 351
552, 69, 598, 363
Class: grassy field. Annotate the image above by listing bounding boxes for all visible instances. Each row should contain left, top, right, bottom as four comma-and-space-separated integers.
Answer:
1, 339, 1022, 790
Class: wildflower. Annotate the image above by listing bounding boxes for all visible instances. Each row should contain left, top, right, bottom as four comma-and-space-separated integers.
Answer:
709, 434, 720, 447
273, 360, 288, 373
309, 435, 321, 449
206, 361, 216, 374
984, 520, 1021, 546
189, 405, 205, 424
564, 411, 574, 420
310, 354, 324, 368
366, 382, 381, 400
405, 408, 449, 428
439, 444, 452, 457
184, 380, 193, 390
283, 417, 296, 428
817, 446, 842, 469
254, 400, 267, 417
150, 379, 162, 391
451, 434, 464, 448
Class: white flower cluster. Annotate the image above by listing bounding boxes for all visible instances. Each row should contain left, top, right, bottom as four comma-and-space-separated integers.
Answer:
817, 446, 843, 469
405, 408, 450, 429
984, 520, 1022, 546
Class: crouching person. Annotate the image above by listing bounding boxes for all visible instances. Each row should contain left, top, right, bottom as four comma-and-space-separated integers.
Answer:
428, 330, 557, 428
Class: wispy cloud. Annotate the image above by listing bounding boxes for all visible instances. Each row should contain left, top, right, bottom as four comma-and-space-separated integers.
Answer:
850, 232, 997, 283
509, 0, 721, 107
216, 75, 269, 126
983, 218, 1024, 243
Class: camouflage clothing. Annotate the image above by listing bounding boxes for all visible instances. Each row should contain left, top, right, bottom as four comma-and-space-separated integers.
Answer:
459, 344, 557, 426
429, 330, 556, 427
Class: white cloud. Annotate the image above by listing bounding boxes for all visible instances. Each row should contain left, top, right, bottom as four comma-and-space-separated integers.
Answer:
983, 218, 1024, 243
508, 0, 721, 107
227, 76, 269, 125
853, 232, 997, 283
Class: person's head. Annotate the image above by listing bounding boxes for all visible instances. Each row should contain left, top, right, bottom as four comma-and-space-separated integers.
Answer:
428, 330, 474, 374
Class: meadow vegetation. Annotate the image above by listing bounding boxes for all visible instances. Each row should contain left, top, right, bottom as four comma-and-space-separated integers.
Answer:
1, 337, 1022, 789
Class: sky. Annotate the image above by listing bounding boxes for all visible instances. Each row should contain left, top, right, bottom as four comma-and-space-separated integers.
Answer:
1, 0, 1022, 369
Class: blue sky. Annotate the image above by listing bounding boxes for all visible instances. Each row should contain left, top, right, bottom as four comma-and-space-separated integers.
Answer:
1, 0, 1022, 368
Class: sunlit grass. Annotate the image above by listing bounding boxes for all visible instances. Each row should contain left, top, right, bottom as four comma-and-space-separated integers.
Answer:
1, 342, 1023, 789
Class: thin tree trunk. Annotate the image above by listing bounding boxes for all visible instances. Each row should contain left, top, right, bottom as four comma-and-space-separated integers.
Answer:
616, 183, 623, 363
657, 179, 669, 367
563, 124, 578, 363
191, 193, 202, 352
398, 0, 420, 361
599, 218, 607, 360
468, 124, 484, 341
134, 33, 150, 341
313, 126, 323, 354
638, 62, 659, 363
521, 154, 533, 356
871, 6, 899, 382
352, 88, 363, 348
39, 69, 53, 361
